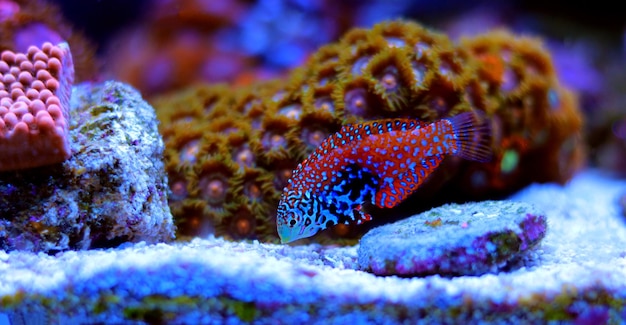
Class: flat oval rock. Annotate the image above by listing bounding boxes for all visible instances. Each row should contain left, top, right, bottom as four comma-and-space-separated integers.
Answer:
357, 200, 547, 277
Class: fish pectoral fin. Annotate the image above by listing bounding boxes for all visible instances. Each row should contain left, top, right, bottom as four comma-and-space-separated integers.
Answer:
374, 177, 409, 208
353, 204, 373, 225
374, 162, 440, 209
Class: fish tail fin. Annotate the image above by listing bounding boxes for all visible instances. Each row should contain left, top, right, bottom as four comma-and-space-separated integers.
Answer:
448, 111, 492, 162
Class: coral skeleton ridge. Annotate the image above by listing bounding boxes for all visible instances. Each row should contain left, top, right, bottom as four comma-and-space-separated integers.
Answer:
152, 20, 584, 243
0, 41, 74, 171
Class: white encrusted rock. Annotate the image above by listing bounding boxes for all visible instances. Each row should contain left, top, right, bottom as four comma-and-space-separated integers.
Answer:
358, 200, 547, 276
0, 81, 175, 253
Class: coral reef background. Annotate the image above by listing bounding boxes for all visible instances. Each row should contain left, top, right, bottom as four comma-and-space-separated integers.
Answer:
46, 0, 625, 98
2, 0, 624, 244
1, 1, 626, 323
151, 21, 584, 243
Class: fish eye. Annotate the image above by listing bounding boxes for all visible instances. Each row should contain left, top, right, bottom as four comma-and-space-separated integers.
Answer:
289, 219, 297, 227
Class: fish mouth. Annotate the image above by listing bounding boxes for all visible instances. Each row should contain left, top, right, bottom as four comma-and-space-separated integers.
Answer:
278, 230, 291, 244
279, 229, 294, 244
279, 235, 290, 244
278, 225, 306, 244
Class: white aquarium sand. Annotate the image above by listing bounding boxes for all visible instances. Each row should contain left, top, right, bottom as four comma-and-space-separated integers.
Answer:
1, 169, 626, 324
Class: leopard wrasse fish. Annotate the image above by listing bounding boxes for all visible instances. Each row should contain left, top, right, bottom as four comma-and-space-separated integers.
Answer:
276, 111, 491, 243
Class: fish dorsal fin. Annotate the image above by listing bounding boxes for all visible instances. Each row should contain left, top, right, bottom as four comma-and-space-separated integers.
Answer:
361, 119, 426, 135
374, 154, 444, 208
336, 119, 427, 145
307, 118, 425, 165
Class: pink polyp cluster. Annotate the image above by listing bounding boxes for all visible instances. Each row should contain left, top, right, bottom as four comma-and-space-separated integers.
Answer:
0, 41, 74, 171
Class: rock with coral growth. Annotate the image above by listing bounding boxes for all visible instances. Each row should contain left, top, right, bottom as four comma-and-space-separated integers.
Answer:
0, 81, 175, 253
0, 42, 74, 171
358, 201, 547, 276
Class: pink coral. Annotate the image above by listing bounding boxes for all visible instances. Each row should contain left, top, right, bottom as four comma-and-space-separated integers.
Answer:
0, 41, 74, 171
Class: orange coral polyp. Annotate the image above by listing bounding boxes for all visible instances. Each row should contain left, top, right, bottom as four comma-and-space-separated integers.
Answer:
343, 88, 369, 116
233, 145, 254, 167
301, 127, 329, 148
203, 179, 227, 201
179, 139, 200, 165
314, 96, 335, 113
169, 179, 188, 201
273, 167, 293, 191
235, 218, 251, 236
0, 41, 73, 171
380, 72, 398, 90
244, 182, 262, 200
262, 132, 287, 151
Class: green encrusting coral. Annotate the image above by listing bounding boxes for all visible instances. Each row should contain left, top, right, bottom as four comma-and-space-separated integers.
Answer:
151, 20, 584, 243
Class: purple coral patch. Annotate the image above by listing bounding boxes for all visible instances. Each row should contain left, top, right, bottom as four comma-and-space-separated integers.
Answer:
358, 200, 547, 277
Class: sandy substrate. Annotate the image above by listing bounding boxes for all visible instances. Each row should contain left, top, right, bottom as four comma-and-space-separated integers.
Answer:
1, 169, 625, 324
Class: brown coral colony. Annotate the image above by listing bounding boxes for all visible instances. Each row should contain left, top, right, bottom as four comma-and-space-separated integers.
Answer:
149, 21, 584, 244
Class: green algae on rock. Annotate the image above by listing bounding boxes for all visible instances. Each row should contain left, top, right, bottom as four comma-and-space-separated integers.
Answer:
0, 81, 175, 253
357, 201, 547, 276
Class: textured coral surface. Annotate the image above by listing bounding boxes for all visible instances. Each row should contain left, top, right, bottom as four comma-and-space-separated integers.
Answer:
0, 42, 74, 171
0, 81, 174, 253
0, 170, 624, 324
152, 21, 584, 243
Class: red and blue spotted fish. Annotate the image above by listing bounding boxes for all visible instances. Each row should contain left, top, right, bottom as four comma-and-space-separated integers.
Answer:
277, 111, 491, 243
